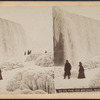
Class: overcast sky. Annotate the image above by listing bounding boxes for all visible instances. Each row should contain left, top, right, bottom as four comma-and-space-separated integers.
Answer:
0, 6, 100, 53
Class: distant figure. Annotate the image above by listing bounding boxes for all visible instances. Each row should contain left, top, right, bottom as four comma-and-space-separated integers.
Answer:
27, 50, 29, 55
29, 50, 31, 55
24, 52, 26, 55
64, 60, 71, 79
0, 69, 3, 80
45, 51, 47, 53
27, 50, 31, 55
78, 62, 85, 79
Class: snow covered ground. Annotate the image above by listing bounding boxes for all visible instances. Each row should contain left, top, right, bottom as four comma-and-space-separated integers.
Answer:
0, 62, 54, 94
54, 66, 100, 89
1, 52, 100, 94
0, 52, 55, 94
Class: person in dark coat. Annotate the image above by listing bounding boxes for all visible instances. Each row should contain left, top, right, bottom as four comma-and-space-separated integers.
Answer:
24, 52, 26, 55
27, 50, 29, 55
27, 50, 30, 55
64, 60, 71, 79
45, 51, 47, 53
29, 50, 32, 54
78, 62, 85, 79
0, 69, 3, 80
27, 50, 32, 55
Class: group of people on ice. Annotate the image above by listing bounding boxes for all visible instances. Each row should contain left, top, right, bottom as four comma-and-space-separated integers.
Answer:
24, 50, 32, 55
64, 60, 85, 79
24, 50, 48, 55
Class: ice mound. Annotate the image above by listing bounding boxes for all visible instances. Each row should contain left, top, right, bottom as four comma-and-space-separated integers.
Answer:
6, 79, 21, 91
0, 58, 24, 71
25, 53, 42, 62
6, 71, 23, 91
25, 52, 54, 67
89, 70, 100, 88
33, 89, 47, 94
46, 70, 54, 78
20, 89, 47, 94
20, 89, 33, 94
84, 56, 100, 69
6, 69, 55, 94
35, 53, 54, 67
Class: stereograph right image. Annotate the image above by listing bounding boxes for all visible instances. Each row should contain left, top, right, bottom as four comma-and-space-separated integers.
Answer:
53, 6, 100, 93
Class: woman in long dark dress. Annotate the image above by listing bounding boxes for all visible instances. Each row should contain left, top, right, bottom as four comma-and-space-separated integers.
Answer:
78, 62, 85, 79
0, 68, 3, 80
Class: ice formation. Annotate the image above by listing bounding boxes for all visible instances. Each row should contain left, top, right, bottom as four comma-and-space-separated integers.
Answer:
25, 52, 54, 67
53, 7, 100, 66
35, 53, 54, 67
6, 69, 55, 94
0, 18, 27, 64
0, 58, 24, 71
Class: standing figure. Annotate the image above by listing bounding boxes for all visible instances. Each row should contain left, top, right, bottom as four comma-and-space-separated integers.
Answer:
27, 50, 29, 55
45, 51, 47, 53
78, 62, 85, 79
0, 69, 3, 80
64, 60, 71, 79
24, 52, 26, 55
27, 50, 32, 55
30, 50, 32, 54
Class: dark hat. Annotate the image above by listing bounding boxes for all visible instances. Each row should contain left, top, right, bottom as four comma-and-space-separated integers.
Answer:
66, 60, 68, 62
79, 62, 82, 65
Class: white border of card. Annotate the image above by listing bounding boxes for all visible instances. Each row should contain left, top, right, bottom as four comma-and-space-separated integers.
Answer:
0, 1, 100, 99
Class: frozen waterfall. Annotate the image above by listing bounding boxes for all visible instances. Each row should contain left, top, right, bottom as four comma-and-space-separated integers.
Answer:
53, 7, 100, 66
0, 18, 27, 63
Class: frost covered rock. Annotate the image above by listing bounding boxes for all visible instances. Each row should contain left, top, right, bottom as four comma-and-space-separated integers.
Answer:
45, 75, 55, 94
25, 52, 54, 67
46, 70, 54, 78
6, 69, 55, 94
6, 79, 21, 91
21, 71, 55, 93
6, 72, 23, 91
35, 53, 54, 67
25, 53, 42, 62
0, 58, 24, 71
20, 71, 37, 91
13, 72, 23, 81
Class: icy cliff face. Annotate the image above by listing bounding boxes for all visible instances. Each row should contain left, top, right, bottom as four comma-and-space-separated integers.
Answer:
53, 7, 100, 66
0, 18, 27, 63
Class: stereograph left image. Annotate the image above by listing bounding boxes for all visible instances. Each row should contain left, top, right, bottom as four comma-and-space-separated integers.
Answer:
0, 7, 55, 94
